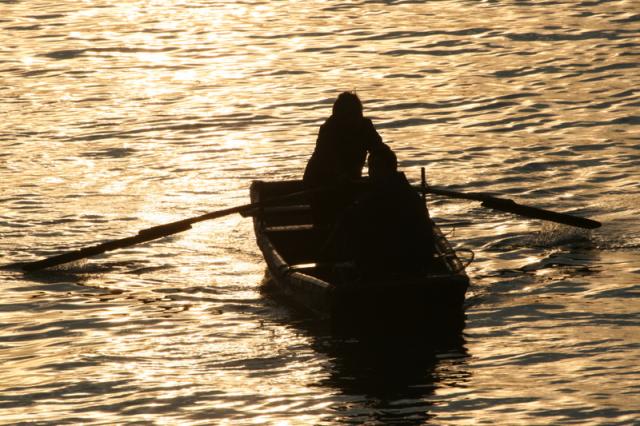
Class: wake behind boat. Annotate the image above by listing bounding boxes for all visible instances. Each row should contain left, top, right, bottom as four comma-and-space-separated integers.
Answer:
250, 179, 470, 332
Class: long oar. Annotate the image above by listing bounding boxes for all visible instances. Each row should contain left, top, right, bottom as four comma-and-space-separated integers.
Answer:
419, 185, 601, 229
4, 189, 312, 272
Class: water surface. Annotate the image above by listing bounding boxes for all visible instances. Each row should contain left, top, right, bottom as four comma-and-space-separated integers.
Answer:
1, 1, 639, 424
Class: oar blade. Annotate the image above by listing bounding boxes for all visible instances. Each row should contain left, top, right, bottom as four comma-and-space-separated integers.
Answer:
481, 199, 601, 229
1, 262, 28, 271
5, 187, 317, 272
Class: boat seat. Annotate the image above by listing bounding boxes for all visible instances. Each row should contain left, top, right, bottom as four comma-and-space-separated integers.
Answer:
288, 261, 355, 273
262, 204, 311, 213
241, 204, 311, 218
264, 224, 315, 233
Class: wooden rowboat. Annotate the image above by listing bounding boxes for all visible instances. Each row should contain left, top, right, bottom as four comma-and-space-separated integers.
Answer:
250, 179, 470, 332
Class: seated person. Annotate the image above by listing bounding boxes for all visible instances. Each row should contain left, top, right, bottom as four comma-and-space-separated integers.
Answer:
303, 91, 388, 228
324, 146, 436, 279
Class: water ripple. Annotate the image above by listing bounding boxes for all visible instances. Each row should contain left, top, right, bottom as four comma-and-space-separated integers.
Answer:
1, 0, 639, 424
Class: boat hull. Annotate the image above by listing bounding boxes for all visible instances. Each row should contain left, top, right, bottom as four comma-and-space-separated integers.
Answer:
250, 179, 469, 331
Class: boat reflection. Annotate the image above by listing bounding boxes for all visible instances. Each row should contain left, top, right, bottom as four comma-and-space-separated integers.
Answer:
320, 332, 468, 424
264, 282, 469, 425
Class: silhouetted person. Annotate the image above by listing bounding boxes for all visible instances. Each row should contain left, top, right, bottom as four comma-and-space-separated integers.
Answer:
303, 91, 387, 227
326, 146, 436, 279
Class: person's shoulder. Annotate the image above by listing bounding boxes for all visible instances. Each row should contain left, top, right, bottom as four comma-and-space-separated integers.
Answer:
361, 117, 375, 128
396, 172, 410, 185
316, 119, 333, 142
319, 117, 338, 133
387, 173, 420, 198
381, 172, 409, 190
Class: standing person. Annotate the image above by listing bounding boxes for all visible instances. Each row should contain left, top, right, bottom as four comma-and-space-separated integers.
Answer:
303, 91, 388, 227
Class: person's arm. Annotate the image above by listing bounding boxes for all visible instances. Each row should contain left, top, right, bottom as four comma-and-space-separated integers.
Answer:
362, 118, 384, 150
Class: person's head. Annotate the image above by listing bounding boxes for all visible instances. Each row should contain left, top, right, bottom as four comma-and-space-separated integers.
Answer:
367, 145, 398, 180
332, 91, 363, 122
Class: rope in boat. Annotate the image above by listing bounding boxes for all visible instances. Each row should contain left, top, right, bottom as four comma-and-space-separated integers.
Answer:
455, 248, 475, 269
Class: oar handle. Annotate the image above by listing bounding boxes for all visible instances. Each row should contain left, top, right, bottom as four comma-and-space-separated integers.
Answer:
420, 186, 497, 202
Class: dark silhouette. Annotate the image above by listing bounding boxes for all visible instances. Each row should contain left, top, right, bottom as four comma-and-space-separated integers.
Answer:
303, 91, 387, 227
325, 146, 436, 278
257, 303, 468, 426
317, 334, 468, 425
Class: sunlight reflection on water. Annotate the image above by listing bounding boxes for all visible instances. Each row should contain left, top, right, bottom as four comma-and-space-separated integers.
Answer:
1, 0, 640, 424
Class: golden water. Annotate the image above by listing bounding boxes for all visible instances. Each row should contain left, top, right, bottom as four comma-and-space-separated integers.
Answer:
1, 1, 639, 424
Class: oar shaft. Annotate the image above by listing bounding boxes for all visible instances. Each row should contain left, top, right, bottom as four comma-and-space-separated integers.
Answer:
421, 186, 496, 203
11, 187, 317, 272
15, 209, 248, 272
420, 185, 601, 229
